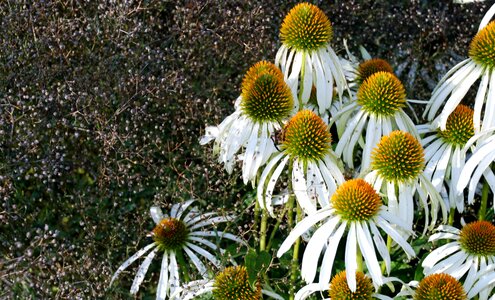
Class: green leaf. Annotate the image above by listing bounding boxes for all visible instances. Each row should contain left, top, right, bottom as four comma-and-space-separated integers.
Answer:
244, 249, 272, 290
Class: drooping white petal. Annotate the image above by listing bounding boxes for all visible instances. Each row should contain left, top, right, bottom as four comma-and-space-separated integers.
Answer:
318, 222, 347, 288
189, 215, 235, 231
275, 45, 288, 71
183, 245, 208, 278
130, 247, 158, 294
422, 242, 460, 271
150, 206, 165, 224
295, 283, 323, 300
479, 3, 495, 32
169, 252, 180, 298
375, 216, 415, 258
345, 222, 358, 292
356, 222, 383, 287
262, 289, 286, 300
186, 242, 221, 268
436, 64, 483, 130
426, 59, 474, 121
312, 51, 328, 115
111, 243, 158, 285
174, 199, 196, 220
429, 250, 468, 275
301, 52, 313, 104
474, 69, 490, 132
293, 160, 316, 215
257, 152, 285, 214
156, 252, 169, 300
190, 230, 245, 245
344, 112, 368, 168
369, 221, 391, 274
249, 123, 270, 184
277, 208, 334, 257
288, 51, 304, 97
242, 122, 260, 184
301, 215, 340, 283
431, 144, 452, 192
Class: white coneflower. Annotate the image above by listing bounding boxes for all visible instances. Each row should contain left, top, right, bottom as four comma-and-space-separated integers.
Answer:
398, 273, 468, 300
295, 271, 395, 300
170, 266, 284, 300
456, 129, 495, 211
200, 61, 293, 185
110, 200, 243, 300
424, 3, 495, 132
399, 272, 495, 300
275, 2, 348, 114
335, 72, 419, 171
418, 105, 475, 212
364, 131, 448, 233
257, 109, 345, 216
422, 221, 495, 300
277, 179, 415, 291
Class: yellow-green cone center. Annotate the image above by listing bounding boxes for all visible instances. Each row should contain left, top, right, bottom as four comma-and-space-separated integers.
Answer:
280, 3, 332, 51
469, 21, 495, 70
212, 266, 261, 300
282, 109, 331, 163
371, 130, 425, 183
357, 72, 406, 116
437, 105, 474, 146
459, 220, 495, 257
331, 179, 382, 221
356, 58, 394, 84
414, 273, 467, 300
328, 271, 373, 300
241, 61, 293, 123
152, 218, 189, 251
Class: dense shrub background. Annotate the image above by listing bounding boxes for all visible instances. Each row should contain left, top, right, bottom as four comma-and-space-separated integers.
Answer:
0, 1, 489, 299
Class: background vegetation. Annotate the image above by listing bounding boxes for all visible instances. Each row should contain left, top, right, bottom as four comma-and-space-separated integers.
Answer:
0, 1, 490, 298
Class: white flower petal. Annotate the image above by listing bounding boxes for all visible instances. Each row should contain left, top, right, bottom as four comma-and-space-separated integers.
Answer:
257, 152, 285, 215
318, 222, 347, 288
375, 216, 415, 258
156, 252, 169, 300
111, 243, 157, 285
295, 283, 324, 300
345, 222, 358, 292
421, 242, 460, 271
242, 122, 260, 184
150, 206, 164, 224
183, 245, 208, 278
186, 242, 221, 268
277, 208, 334, 257
130, 247, 158, 294
169, 252, 180, 298
356, 222, 383, 287
301, 52, 313, 104
301, 216, 340, 283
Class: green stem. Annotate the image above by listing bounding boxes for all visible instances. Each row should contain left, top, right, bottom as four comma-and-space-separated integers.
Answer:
260, 212, 269, 251
266, 205, 288, 252
297, 51, 306, 110
356, 245, 363, 273
479, 180, 489, 221
176, 250, 190, 281
380, 235, 393, 274
289, 204, 303, 300
448, 207, 456, 226
287, 161, 295, 230
254, 197, 260, 233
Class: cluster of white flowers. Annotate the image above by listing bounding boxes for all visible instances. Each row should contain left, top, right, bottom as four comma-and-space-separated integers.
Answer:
110, 2, 495, 299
